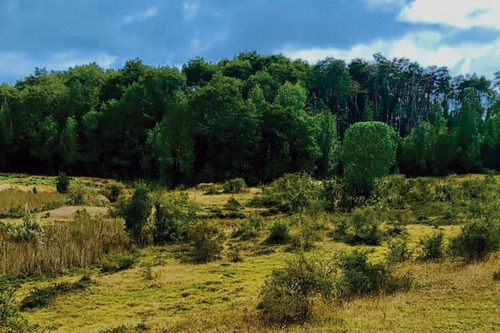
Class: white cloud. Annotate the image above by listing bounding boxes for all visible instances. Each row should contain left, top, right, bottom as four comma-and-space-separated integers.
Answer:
279, 31, 500, 77
183, 1, 199, 21
398, 0, 500, 30
0, 51, 117, 82
122, 6, 158, 25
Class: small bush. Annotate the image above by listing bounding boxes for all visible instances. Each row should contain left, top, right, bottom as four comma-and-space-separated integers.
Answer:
493, 270, 500, 281
224, 197, 244, 212
188, 222, 224, 263
67, 184, 88, 205
100, 183, 124, 203
418, 232, 445, 261
56, 172, 70, 194
152, 192, 197, 244
336, 250, 413, 300
20, 277, 92, 310
227, 243, 243, 262
449, 221, 500, 262
6, 210, 43, 242
222, 178, 247, 193
120, 187, 152, 245
267, 220, 290, 243
0, 279, 37, 332
386, 234, 412, 263
257, 173, 320, 213
100, 255, 136, 273
345, 207, 383, 245
258, 255, 333, 325
232, 214, 263, 240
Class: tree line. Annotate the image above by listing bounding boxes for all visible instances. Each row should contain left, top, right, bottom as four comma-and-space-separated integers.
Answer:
0, 52, 499, 185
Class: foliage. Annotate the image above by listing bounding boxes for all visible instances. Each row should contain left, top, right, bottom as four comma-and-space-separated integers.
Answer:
222, 178, 247, 193
258, 255, 333, 325
267, 220, 290, 243
344, 206, 384, 245
258, 173, 320, 213
0, 280, 37, 332
341, 121, 397, 196
449, 220, 500, 262
418, 232, 445, 261
100, 183, 124, 203
121, 187, 152, 245
152, 192, 197, 244
187, 221, 224, 263
385, 234, 412, 263
232, 214, 263, 240
56, 172, 70, 194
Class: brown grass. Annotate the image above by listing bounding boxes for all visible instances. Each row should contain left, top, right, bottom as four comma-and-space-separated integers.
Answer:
0, 189, 65, 217
0, 210, 131, 276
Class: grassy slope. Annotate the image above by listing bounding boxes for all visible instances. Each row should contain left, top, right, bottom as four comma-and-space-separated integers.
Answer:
0, 174, 498, 332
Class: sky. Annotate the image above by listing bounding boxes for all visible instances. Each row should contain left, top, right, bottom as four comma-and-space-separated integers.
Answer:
1, 0, 499, 83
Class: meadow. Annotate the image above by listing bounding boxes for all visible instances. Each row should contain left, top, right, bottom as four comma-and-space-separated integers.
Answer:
0, 173, 499, 332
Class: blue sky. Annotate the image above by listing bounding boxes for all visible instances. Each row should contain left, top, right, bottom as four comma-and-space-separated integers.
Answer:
1, 0, 499, 83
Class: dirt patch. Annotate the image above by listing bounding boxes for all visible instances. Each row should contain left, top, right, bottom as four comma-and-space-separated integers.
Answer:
40, 206, 109, 219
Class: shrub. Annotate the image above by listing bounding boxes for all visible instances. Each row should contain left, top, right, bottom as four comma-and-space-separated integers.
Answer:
232, 214, 263, 240
259, 173, 320, 213
7, 210, 43, 242
493, 270, 500, 281
121, 187, 152, 245
0, 280, 37, 332
100, 183, 123, 203
258, 255, 333, 325
152, 192, 197, 244
227, 243, 243, 262
222, 178, 247, 193
346, 207, 383, 245
20, 277, 92, 310
99, 255, 136, 273
336, 250, 413, 299
67, 184, 88, 205
267, 220, 290, 243
418, 232, 445, 261
188, 222, 223, 263
385, 234, 412, 263
224, 197, 244, 212
56, 172, 70, 194
449, 220, 500, 262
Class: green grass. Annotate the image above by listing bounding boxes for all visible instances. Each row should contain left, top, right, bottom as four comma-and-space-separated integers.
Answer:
0, 173, 497, 332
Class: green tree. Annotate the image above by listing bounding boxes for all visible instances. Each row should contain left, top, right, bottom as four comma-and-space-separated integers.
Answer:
123, 187, 152, 245
58, 116, 78, 166
341, 121, 397, 195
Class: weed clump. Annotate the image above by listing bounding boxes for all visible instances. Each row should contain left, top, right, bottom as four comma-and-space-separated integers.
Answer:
385, 234, 412, 263
449, 220, 500, 262
99, 255, 136, 273
267, 220, 290, 243
232, 214, 263, 240
222, 178, 247, 193
418, 232, 445, 261
188, 222, 223, 263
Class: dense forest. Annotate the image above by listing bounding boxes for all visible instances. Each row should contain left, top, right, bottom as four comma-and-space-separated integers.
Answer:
0, 52, 499, 185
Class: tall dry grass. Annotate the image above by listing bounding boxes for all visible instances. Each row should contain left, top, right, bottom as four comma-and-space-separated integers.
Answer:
0, 210, 131, 276
0, 189, 65, 217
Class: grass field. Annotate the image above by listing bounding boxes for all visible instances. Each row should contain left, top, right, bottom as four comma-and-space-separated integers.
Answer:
0, 174, 499, 332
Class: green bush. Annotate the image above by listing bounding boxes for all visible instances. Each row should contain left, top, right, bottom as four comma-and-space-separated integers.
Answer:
1, 279, 38, 332
56, 172, 70, 194
336, 251, 413, 300
152, 192, 197, 244
341, 121, 397, 197
259, 173, 320, 213
385, 234, 412, 263
418, 232, 445, 261
188, 222, 224, 263
99, 255, 136, 273
121, 187, 152, 245
346, 207, 383, 245
232, 214, 263, 240
6, 210, 43, 242
224, 197, 244, 212
67, 184, 88, 205
267, 220, 290, 243
449, 221, 500, 262
222, 178, 247, 193
100, 183, 124, 203
258, 255, 333, 325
